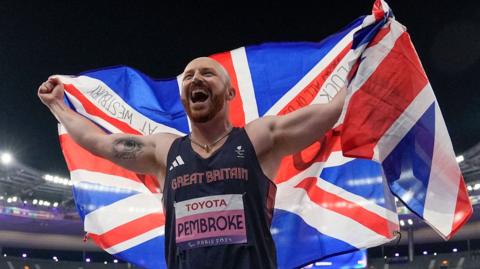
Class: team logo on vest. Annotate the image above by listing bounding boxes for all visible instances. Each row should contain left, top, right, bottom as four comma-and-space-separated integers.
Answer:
174, 194, 247, 250
169, 155, 185, 171
235, 145, 245, 158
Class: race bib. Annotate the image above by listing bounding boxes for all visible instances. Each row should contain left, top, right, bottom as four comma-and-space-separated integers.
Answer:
175, 194, 247, 250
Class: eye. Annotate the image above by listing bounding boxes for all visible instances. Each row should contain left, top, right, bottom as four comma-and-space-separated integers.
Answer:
203, 71, 214, 76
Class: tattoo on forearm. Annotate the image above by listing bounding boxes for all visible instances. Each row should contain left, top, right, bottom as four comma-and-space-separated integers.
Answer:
113, 137, 144, 160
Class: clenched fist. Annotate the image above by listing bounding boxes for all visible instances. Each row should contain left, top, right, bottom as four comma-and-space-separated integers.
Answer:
37, 77, 65, 107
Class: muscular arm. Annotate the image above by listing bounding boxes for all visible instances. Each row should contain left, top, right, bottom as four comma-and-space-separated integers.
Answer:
246, 88, 346, 178
39, 77, 177, 178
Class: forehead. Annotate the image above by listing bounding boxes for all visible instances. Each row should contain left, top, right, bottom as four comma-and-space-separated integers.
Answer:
183, 58, 223, 73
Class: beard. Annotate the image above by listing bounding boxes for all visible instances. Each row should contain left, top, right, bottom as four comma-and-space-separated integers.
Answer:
182, 92, 225, 123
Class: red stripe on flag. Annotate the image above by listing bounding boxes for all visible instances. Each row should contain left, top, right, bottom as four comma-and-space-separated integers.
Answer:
296, 177, 397, 238
342, 32, 429, 159
449, 175, 473, 239
372, 0, 386, 21
88, 212, 165, 250
63, 84, 142, 135
277, 43, 352, 116
209, 52, 246, 127
275, 128, 342, 184
59, 134, 160, 193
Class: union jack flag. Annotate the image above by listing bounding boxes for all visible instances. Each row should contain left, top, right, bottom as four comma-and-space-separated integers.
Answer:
56, 1, 472, 268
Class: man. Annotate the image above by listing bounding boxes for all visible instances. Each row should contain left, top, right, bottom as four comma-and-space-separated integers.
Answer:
38, 57, 346, 269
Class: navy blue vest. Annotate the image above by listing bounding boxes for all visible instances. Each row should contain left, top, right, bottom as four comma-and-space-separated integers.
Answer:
163, 128, 277, 269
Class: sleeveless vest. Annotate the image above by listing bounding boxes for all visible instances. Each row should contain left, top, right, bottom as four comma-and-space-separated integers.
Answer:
163, 128, 277, 269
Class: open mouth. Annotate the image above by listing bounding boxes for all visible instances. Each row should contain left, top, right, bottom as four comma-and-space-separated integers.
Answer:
190, 88, 210, 103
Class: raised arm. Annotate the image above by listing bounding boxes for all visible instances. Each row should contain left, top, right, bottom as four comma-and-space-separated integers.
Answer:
37, 77, 178, 179
246, 88, 346, 178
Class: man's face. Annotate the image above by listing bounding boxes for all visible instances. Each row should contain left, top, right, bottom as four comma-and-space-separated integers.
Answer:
181, 58, 231, 123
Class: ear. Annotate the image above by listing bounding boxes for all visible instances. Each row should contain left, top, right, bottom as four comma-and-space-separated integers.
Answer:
227, 86, 236, 100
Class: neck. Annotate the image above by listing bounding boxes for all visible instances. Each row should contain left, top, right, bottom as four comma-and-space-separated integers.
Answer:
190, 114, 232, 145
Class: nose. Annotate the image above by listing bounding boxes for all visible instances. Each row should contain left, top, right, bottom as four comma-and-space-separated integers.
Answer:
191, 70, 207, 84
191, 72, 201, 83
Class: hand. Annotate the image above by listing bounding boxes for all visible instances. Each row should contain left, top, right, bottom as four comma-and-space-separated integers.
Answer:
37, 76, 65, 107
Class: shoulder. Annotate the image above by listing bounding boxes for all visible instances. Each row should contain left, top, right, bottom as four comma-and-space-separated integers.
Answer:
151, 132, 182, 140
244, 116, 277, 157
143, 132, 182, 158
149, 132, 182, 148
146, 132, 182, 168
245, 116, 276, 135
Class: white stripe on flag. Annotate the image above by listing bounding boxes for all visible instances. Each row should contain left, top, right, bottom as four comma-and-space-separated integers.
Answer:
347, 21, 404, 97
319, 174, 398, 224
84, 193, 163, 235
277, 161, 399, 224
310, 48, 360, 106
64, 91, 123, 134
423, 102, 462, 238
105, 227, 165, 254
379, 0, 391, 14
58, 75, 184, 136
322, 151, 354, 168
230, 47, 259, 123
275, 183, 394, 249
373, 84, 436, 162
70, 169, 152, 194
337, 21, 403, 126
265, 23, 364, 116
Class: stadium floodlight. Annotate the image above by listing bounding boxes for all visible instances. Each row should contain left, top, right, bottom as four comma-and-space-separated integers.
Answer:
113, 259, 118, 263
44, 174, 74, 187
22, 253, 27, 258
53, 202, 59, 207
407, 219, 413, 225
86, 258, 91, 263
104, 261, 108, 264
395, 253, 399, 257
1, 152, 13, 165
399, 220, 405, 226
452, 248, 458, 253
474, 184, 480, 191
423, 251, 428, 255
467, 185, 473, 191
32, 199, 38, 205
456, 155, 464, 163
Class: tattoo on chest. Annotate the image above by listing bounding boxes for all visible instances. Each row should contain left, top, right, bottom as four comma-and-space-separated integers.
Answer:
113, 137, 144, 159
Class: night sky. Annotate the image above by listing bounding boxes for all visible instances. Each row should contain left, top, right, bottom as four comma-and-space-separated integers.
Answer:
1, 1, 479, 176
